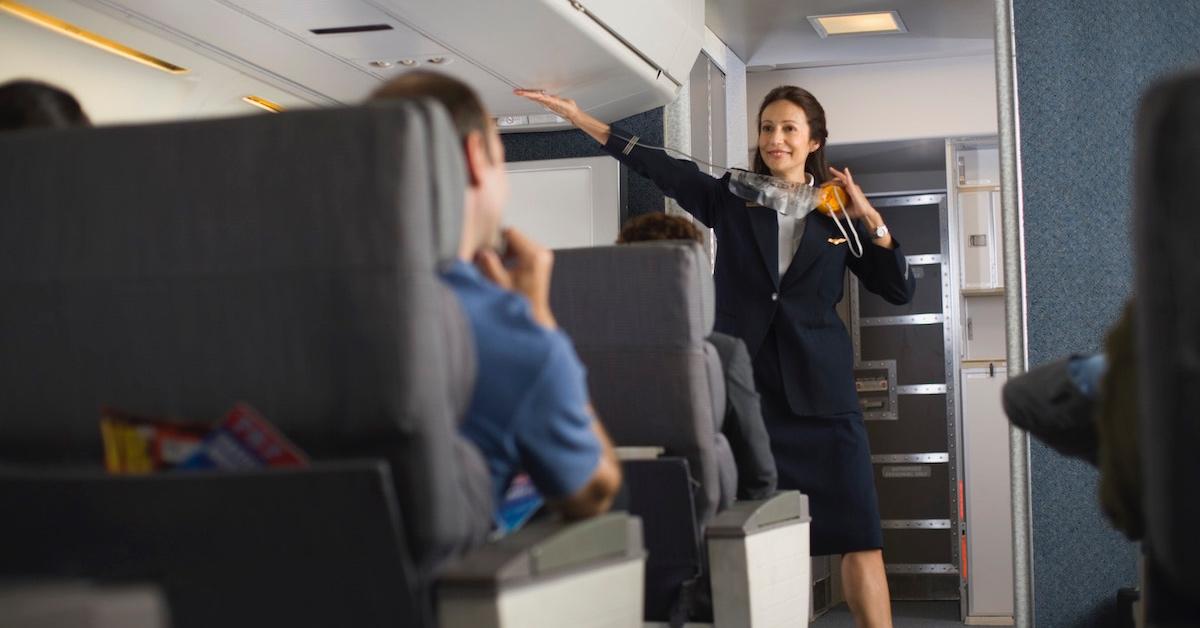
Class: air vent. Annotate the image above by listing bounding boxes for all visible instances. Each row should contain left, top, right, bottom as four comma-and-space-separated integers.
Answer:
309, 23, 392, 35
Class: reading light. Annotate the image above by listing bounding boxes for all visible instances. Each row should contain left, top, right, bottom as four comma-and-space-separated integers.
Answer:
0, 0, 188, 74
242, 95, 284, 113
808, 11, 907, 37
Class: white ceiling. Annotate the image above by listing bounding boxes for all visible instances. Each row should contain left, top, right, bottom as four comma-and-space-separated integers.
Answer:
705, 0, 995, 69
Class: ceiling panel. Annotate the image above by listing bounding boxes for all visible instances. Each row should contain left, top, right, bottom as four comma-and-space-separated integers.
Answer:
706, 0, 994, 68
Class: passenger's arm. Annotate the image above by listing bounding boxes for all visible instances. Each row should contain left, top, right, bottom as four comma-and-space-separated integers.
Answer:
548, 407, 621, 520
516, 340, 622, 520
516, 89, 725, 227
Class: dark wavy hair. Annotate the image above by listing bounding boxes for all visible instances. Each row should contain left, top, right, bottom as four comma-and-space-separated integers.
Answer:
617, 212, 703, 244
0, 80, 90, 131
752, 85, 830, 184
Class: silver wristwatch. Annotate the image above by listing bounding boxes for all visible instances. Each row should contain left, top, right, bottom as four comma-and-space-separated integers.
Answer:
870, 223, 889, 240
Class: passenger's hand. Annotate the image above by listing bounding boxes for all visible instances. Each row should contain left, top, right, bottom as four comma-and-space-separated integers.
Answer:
514, 89, 582, 122
475, 228, 558, 330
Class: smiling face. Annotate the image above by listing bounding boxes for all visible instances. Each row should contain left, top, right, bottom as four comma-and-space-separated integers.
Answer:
757, 99, 822, 182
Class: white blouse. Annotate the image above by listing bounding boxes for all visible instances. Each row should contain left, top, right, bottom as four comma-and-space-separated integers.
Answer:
777, 212, 806, 279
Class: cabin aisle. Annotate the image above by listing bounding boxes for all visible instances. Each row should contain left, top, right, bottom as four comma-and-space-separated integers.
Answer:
813, 601, 965, 627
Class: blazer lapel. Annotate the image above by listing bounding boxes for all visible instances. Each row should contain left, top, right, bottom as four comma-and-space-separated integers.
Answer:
746, 205, 780, 286
781, 214, 837, 288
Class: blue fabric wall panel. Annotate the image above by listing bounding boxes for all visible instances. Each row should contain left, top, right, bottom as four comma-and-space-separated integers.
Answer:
1013, 1, 1200, 625
501, 108, 665, 225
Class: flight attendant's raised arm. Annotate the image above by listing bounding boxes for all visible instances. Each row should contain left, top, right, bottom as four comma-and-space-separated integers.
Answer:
515, 88, 724, 227
515, 89, 610, 144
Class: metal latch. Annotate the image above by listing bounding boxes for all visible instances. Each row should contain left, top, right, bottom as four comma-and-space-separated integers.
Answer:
855, 377, 889, 393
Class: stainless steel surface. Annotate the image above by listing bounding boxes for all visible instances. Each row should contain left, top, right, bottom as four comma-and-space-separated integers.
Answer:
859, 313, 944, 327
856, 377, 890, 393
886, 564, 960, 575
882, 519, 953, 530
939, 192, 962, 606
994, 0, 1033, 625
907, 254, 944, 265
858, 359, 899, 421
896, 384, 949, 395
882, 465, 932, 478
872, 194, 946, 207
872, 453, 951, 464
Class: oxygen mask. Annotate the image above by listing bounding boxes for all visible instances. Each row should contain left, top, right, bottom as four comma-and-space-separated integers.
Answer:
727, 169, 864, 257
727, 169, 819, 217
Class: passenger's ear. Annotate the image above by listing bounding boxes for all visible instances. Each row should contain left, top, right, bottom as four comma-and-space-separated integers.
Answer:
463, 130, 489, 187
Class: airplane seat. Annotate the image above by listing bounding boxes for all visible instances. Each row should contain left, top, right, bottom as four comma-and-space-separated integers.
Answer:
0, 101, 644, 628
550, 241, 730, 524
1134, 68, 1200, 625
551, 241, 810, 626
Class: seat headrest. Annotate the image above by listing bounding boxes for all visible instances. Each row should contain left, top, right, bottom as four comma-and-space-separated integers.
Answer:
549, 241, 714, 348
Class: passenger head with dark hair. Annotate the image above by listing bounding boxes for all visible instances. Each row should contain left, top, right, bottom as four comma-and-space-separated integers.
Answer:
0, 80, 90, 131
371, 70, 506, 259
617, 212, 703, 245
368, 71, 621, 523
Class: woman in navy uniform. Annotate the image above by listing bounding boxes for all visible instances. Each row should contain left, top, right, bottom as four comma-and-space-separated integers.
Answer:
520, 86, 914, 627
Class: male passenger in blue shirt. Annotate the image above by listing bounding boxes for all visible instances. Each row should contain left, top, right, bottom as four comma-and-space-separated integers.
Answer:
371, 71, 622, 522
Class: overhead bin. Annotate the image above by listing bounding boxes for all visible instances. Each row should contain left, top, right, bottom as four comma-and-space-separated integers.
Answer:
89, 0, 704, 130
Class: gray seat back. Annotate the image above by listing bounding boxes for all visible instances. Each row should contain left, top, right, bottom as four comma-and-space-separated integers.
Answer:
0, 462, 419, 628
0, 102, 488, 572
550, 241, 728, 523
1135, 70, 1200, 606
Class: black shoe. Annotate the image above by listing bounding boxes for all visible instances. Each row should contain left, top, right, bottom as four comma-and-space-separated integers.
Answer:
1001, 356, 1099, 465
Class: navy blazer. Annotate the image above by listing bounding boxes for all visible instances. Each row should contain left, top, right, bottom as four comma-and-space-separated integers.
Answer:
603, 130, 915, 416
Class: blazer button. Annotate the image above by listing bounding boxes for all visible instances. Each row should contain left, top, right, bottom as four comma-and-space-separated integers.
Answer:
771, 292, 779, 302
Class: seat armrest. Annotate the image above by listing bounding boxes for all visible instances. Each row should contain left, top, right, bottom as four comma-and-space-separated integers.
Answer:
706, 490, 809, 538
437, 513, 644, 590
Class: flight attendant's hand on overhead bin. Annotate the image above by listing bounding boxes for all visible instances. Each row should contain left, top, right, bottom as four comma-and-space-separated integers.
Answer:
475, 228, 559, 330
514, 89, 581, 121
514, 89, 610, 144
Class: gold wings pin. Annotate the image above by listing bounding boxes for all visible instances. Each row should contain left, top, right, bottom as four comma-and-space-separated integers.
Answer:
827, 237, 847, 246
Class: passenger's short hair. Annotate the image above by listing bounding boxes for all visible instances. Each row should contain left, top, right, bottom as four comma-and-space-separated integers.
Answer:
0, 80, 90, 131
617, 212, 703, 244
369, 70, 489, 148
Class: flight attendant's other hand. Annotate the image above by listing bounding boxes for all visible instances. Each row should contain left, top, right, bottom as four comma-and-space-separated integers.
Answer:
827, 166, 894, 249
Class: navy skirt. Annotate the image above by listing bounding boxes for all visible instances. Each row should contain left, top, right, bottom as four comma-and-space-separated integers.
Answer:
759, 389, 884, 556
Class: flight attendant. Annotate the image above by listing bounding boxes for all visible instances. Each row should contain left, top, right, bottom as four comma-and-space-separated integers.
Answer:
519, 86, 914, 628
